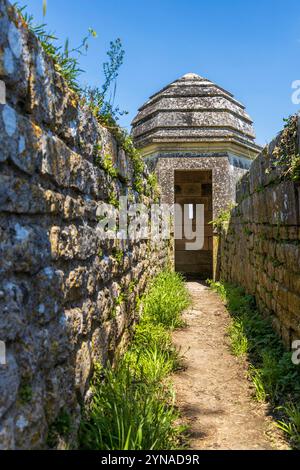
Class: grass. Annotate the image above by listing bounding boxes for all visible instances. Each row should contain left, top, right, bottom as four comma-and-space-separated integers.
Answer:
143, 271, 189, 330
208, 280, 300, 449
14, 3, 96, 93
79, 270, 190, 450
277, 403, 300, 448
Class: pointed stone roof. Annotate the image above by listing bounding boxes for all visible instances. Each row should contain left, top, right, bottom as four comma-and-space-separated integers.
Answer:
132, 73, 261, 156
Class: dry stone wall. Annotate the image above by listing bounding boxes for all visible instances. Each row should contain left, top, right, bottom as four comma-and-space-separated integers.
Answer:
220, 115, 300, 349
0, 0, 168, 449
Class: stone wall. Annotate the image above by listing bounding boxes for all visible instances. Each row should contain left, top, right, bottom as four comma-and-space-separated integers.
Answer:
150, 153, 233, 210
219, 114, 300, 348
0, 0, 168, 449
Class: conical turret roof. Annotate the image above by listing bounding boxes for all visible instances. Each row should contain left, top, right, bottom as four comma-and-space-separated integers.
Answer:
132, 73, 261, 156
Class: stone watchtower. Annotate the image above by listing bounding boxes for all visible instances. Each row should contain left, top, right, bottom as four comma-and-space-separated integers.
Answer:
132, 73, 261, 278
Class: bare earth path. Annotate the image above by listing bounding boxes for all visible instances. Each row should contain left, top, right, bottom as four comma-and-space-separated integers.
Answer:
172, 281, 285, 450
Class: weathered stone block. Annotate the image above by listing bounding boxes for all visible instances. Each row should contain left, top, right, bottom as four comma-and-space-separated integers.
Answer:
266, 181, 298, 226
0, 352, 19, 420
75, 342, 92, 397
0, 174, 65, 214
0, 279, 27, 340
0, 220, 51, 274
0, 413, 15, 450
287, 291, 300, 315
236, 172, 250, 203
0, 104, 18, 163
44, 365, 76, 424
30, 267, 64, 325
64, 267, 88, 302
14, 374, 47, 449
249, 155, 264, 195
0, 2, 30, 103
289, 312, 300, 335
49, 224, 99, 261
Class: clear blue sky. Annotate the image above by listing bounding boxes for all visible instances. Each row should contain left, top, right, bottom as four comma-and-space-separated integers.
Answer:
23, 0, 300, 145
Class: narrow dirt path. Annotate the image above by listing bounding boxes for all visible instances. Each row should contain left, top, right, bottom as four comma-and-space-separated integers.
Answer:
172, 281, 285, 450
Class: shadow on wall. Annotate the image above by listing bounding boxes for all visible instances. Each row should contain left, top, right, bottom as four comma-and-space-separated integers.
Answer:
217, 114, 300, 349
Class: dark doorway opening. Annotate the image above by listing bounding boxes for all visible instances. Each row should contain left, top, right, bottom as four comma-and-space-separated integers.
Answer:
174, 170, 213, 279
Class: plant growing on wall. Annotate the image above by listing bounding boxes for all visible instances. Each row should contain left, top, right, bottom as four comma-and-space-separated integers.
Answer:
273, 114, 300, 181
83, 38, 128, 127
15, 3, 147, 198
15, 2, 126, 126
209, 203, 236, 231
14, 3, 97, 92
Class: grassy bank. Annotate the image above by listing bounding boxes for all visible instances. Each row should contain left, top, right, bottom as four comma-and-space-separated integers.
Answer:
208, 280, 300, 449
79, 270, 190, 450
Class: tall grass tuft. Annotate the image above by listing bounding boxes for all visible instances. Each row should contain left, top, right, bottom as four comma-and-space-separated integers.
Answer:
80, 270, 190, 450
277, 403, 300, 448
143, 271, 190, 329
208, 280, 300, 449
80, 365, 180, 450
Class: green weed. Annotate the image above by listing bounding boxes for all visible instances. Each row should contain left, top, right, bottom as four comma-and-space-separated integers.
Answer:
209, 203, 236, 231
14, 3, 96, 92
18, 382, 33, 404
143, 271, 190, 329
277, 403, 300, 449
111, 247, 124, 264
228, 318, 248, 356
80, 365, 181, 450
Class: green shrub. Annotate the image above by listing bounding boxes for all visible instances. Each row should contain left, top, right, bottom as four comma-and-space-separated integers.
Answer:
15, 3, 126, 126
